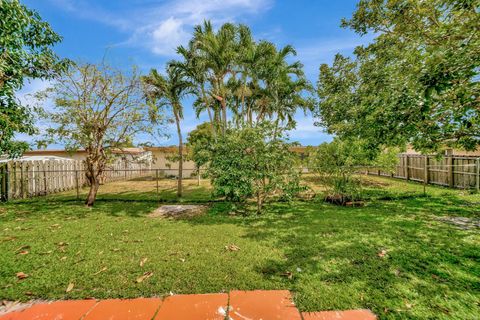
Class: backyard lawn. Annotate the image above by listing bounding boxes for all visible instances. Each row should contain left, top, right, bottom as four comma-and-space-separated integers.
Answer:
0, 176, 479, 319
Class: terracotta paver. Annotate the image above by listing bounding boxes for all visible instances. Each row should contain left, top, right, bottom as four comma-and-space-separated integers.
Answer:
0, 292, 377, 320
83, 298, 161, 320
0, 300, 97, 320
302, 310, 377, 320
229, 290, 302, 320
154, 293, 228, 320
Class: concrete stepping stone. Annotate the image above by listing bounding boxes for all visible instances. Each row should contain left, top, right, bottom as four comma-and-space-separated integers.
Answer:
228, 290, 302, 320
302, 310, 377, 320
83, 298, 161, 320
154, 293, 228, 320
0, 300, 97, 320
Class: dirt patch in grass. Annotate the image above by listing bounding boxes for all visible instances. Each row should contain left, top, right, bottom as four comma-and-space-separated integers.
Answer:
148, 204, 208, 218
436, 216, 480, 230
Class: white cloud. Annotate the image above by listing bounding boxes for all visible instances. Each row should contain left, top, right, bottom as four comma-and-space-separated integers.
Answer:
51, 0, 273, 56
149, 17, 190, 55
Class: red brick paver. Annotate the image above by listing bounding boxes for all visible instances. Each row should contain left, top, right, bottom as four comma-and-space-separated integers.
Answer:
154, 293, 228, 320
0, 291, 377, 319
0, 300, 97, 320
82, 298, 161, 320
302, 310, 377, 320
229, 290, 303, 320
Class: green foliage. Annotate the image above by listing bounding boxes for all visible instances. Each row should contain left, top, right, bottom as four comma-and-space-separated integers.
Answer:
186, 122, 215, 171
0, 0, 68, 157
174, 21, 314, 136
208, 123, 303, 212
316, 0, 480, 153
309, 138, 398, 203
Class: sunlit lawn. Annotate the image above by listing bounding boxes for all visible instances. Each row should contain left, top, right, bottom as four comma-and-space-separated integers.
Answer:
0, 176, 479, 319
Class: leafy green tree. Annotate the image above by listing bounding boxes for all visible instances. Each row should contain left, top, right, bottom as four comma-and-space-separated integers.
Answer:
43, 62, 151, 206
142, 66, 192, 197
208, 123, 303, 213
0, 0, 68, 157
316, 0, 480, 153
186, 122, 214, 182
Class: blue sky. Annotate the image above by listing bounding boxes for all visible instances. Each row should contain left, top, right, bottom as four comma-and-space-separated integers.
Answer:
19, 0, 373, 147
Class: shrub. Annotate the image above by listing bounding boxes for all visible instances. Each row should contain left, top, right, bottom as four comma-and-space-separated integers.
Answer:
309, 138, 398, 204
208, 123, 302, 213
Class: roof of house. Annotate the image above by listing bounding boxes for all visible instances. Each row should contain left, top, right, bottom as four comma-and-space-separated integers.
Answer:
24, 148, 147, 156
0, 155, 77, 163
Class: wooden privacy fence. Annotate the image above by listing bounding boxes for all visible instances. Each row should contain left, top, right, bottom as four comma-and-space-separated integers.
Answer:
0, 159, 151, 201
367, 154, 480, 190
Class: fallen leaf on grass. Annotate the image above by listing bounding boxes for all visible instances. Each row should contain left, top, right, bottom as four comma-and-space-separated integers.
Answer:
18, 250, 29, 255
377, 249, 388, 258
1, 236, 17, 242
16, 272, 28, 280
281, 271, 293, 279
136, 272, 153, 283
225, 244, 240, 252
66, 283, 74, 293
15, 245, 30, 253
93, 267, 107, 276
139, 257, 148, 267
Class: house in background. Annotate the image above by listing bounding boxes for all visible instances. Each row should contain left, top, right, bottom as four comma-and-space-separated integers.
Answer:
23, 148, 153, 167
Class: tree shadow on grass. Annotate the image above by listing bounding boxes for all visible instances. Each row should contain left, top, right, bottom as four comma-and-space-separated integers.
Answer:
186, 193, 479, 318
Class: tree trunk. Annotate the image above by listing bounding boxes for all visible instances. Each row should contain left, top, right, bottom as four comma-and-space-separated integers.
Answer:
256, 192, 262, 214
174, 109, 183, 197
85, 177, 100, 207
84, 150, 105, 207
197, 165, 201, 186
221, 99, 227, 136
206, 106, 217, 142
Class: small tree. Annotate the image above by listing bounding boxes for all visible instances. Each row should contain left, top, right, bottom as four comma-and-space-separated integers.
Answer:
309, 138, 398, 204
208, 123, 302, 213
44, 62, 152, 206
0, 0, 68, 157
186, 122, 214, 184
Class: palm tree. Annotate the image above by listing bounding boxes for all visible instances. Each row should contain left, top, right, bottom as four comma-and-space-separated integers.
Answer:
142, 66, 191, 197
174, 44, 218, 140
191, 21, 238, 136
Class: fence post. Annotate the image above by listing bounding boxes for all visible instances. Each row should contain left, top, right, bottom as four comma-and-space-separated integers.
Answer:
424, 156, 429, 184
405, 155, 410, 181
20, 162, 25, 199
155, 169, 159, 201
423, 155, 429, 195
0, 164, 7, 202
447, 156, 454, 188
476, 158, 480, 192
43, 167, 47, 196
75, 170, 80, 200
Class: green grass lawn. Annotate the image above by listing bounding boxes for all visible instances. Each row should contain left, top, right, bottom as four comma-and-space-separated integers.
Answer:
1, 177, 479, 319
